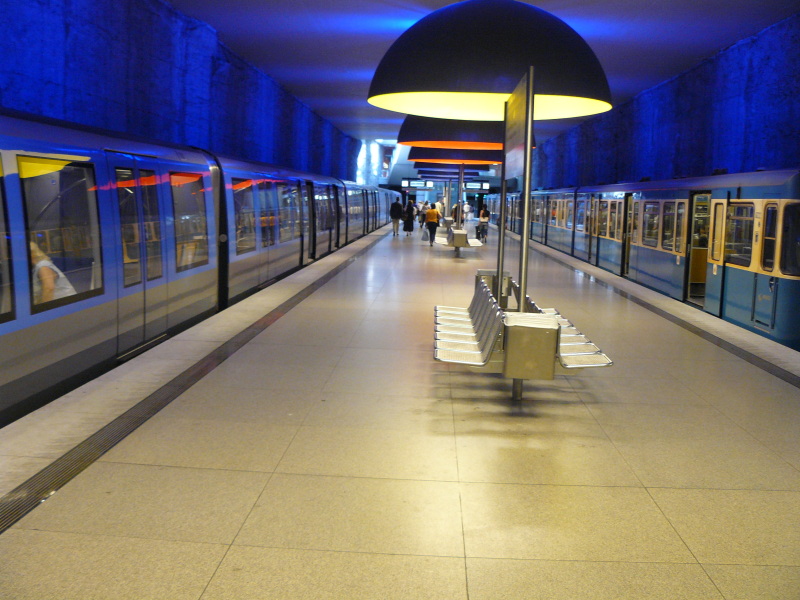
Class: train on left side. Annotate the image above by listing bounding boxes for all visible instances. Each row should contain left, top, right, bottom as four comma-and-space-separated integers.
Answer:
0, 110, 399, 426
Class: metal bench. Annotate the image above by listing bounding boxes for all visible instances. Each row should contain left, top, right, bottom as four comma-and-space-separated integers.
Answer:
433, 273, 613, 401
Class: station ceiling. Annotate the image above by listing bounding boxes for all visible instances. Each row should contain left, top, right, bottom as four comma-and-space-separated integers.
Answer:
166, 0, 800, 143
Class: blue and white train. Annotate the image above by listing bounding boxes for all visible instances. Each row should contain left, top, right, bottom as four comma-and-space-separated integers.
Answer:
488, 169, 800, 350
0, 109, 396, 425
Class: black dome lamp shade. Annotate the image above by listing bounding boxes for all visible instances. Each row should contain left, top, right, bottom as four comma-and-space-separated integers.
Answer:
398, 115, 504, 150
368, 0, 612, 121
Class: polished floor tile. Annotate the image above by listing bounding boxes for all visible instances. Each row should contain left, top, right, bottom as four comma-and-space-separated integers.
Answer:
202, 546, 468, 600
99, 416, 299, 472
14, 462, 269, 544
703, 564, 800, 600
159, 386, 318, 425
650, 488, 800, 565
466, 558, 722, 599
0, 529, 224, 600
461, 482, 694, 562
276, 425, 458, 480
235, 474, 464, 556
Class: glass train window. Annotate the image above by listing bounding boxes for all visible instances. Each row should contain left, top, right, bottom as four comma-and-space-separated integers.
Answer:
566, 201, 574, 229
170, 172, 209, 272
711, 203, 725, 261
761, 204, 778, 272
140, 170, 162, 281
642, 202, 660, 247
115, 168, 142, 287
19, 156, 103, 312
316, 185, 331, 232
781, 203, 800, 276
232, 178, 257, 255
662, 202, 676, 250
597, 201, 609, 236
0, 166, 13, 323
277, 182, 300, 243
725, 203, 754, 267
258, 180, 277, 247
575, 200, 586, 232
675, 202, 686, 253
631, 201, 640, 244
609, 202, 618, 239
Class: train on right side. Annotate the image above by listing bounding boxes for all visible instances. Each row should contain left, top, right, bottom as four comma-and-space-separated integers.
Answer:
487, 169, 800, 351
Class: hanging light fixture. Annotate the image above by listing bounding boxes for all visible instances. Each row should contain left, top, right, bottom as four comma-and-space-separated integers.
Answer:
368, 0, 611, 121
408, 147, 503, 165
398, 115, 504, 150
414, 162, 487, 171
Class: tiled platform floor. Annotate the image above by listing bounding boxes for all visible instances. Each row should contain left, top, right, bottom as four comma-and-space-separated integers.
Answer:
1, 223, 799, 599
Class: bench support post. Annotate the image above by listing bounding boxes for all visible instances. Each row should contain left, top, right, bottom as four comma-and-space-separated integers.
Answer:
512, 378, 524, 404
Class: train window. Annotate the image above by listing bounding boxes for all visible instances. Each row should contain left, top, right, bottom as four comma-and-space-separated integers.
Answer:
19, 156, 104, 311
609, 202, 618, 239
662, 202, 676, 250
316, 186, 331, 232
575, 200, 586, 232
781, 203, 800, 276
170, 172, 209, 272
115, 168, 143, 287
711, 203, 725, 261
631, 201, 640, 244
140, 170, 163, 281
761, 204, 778, 272
725, 204, 755, 267
642, 202, 660, 247
232, 178, 257, 255
566, 201, 574, 229
598, 201, 609, 237
277, 182, 300, 243
258, 180, 277, 247
0, 166, 14, 323
675, 202, 686, 253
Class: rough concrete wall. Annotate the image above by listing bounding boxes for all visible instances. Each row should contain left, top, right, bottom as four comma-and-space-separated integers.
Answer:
535, 13, 800, 188
0, 0, 360, 179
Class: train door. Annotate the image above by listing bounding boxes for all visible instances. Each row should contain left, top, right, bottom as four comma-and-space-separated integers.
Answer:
301, 181, 313, 262
622, 195, 635, 277
106, 152, 168, 355
686, 193, 710, 306
753, 203, 779, 329
588, 196, 599, 264
704, 196, 728, 317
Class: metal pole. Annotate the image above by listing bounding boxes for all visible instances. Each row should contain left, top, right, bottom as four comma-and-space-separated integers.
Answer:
495, 104, 509, 301
518, 66, 535, 313
457, 163, 465, 229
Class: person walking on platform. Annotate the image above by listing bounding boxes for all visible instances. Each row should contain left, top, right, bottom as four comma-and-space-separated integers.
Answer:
477, 206, 490, 243
418, 201, 429, 230
390, 198, 403, 236
425, 203, 442, 246
403, 200, 416, 236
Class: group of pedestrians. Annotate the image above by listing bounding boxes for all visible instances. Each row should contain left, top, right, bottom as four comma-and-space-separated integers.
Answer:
390, 197, 491, 246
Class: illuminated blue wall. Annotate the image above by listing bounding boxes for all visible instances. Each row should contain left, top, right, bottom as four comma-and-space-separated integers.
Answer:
0, 0, 360, 179
535, 13, 800, 187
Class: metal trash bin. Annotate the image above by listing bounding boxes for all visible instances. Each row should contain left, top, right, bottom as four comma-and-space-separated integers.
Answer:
502, 313, 560, 380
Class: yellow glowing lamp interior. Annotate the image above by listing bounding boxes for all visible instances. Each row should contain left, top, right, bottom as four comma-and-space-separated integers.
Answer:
415, 158, 500, 165
369, 92, 611, 121
400, 140, 503, 150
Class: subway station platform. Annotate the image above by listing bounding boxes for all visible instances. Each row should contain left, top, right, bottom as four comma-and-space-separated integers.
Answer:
1, 223, 799, 599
